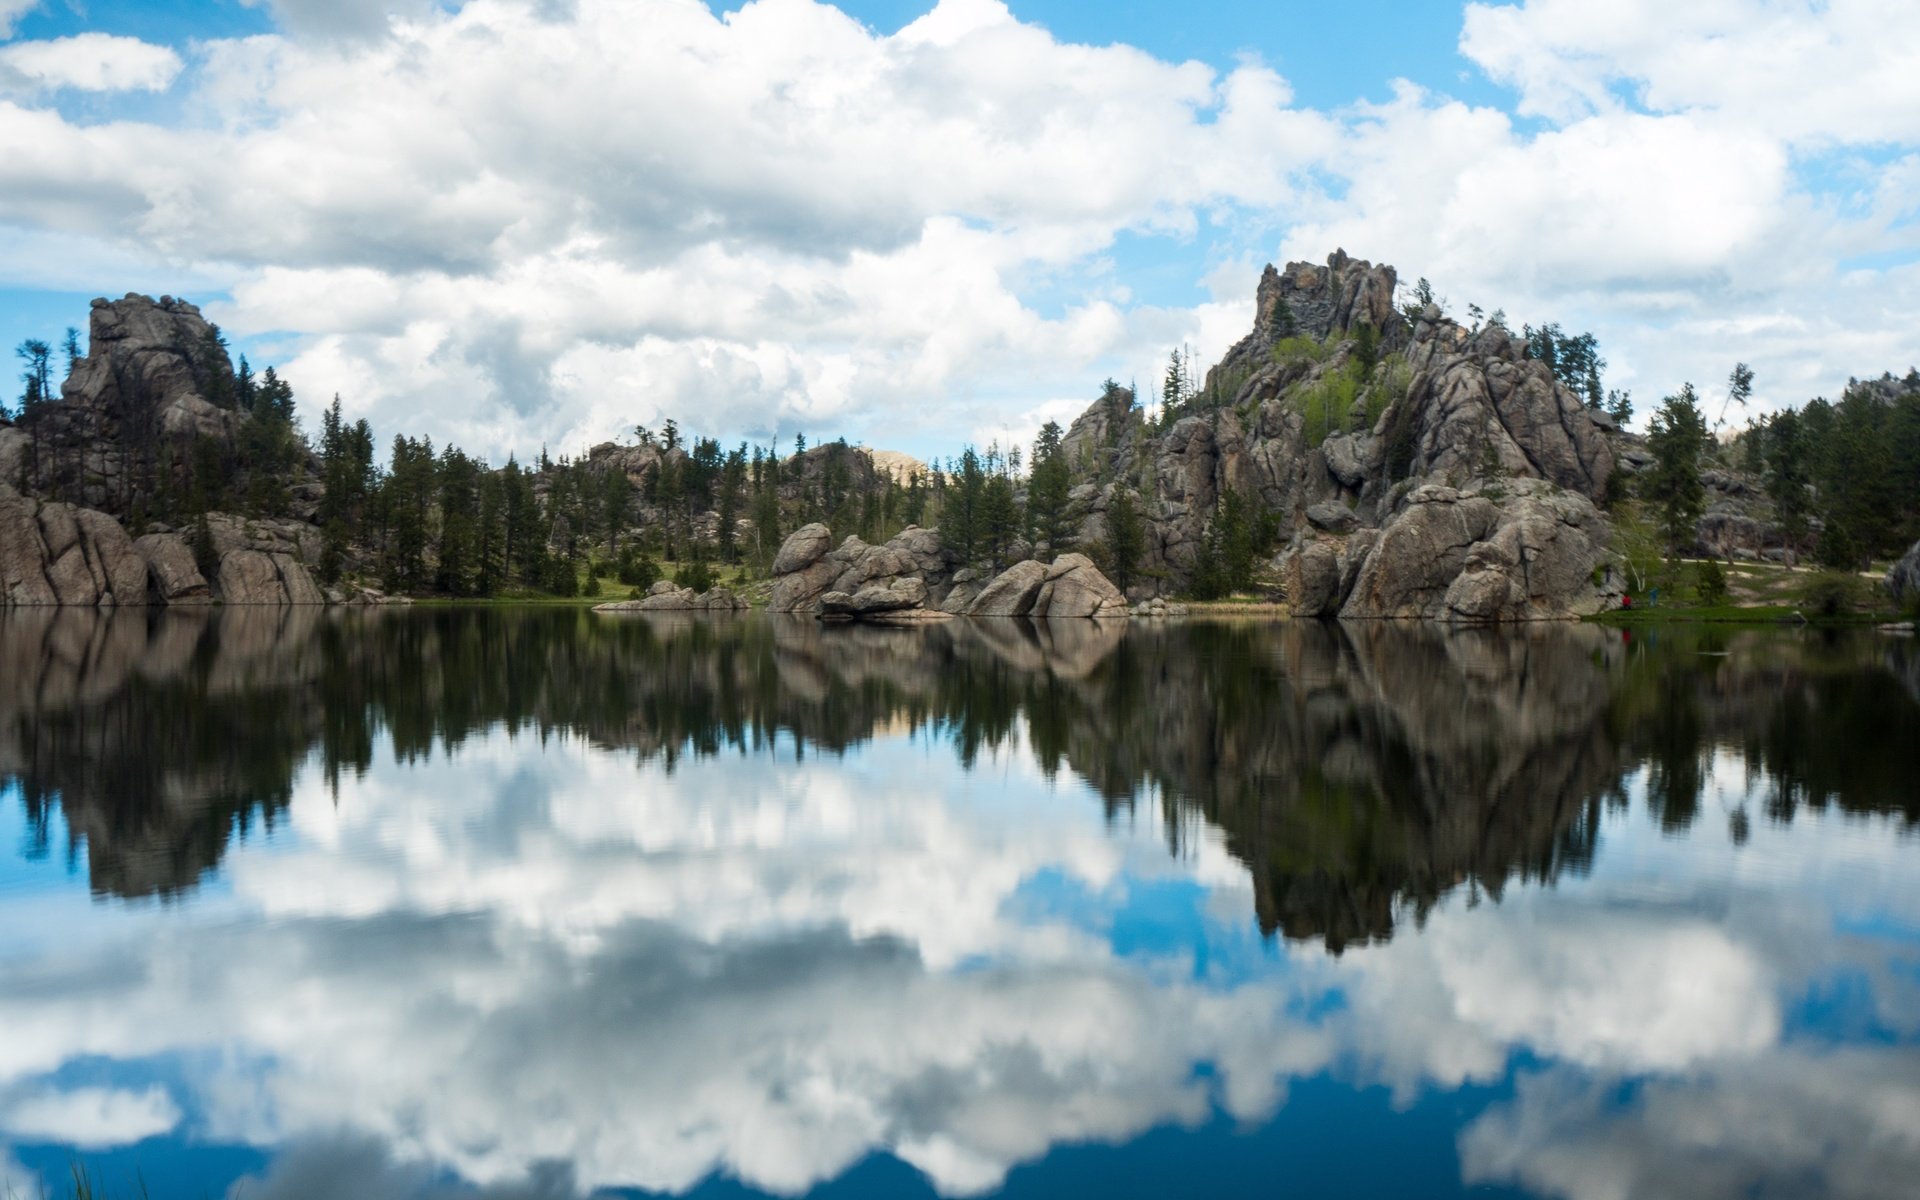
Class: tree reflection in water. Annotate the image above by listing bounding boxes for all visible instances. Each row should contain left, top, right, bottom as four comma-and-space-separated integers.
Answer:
3, 608, 1913, 947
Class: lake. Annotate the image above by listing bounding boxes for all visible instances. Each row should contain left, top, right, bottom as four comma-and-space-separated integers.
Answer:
0, 609, 1916, 1199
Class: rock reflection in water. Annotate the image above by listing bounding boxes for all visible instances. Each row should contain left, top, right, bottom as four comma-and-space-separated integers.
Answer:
2, 609, 1914, 948
1, 610, 1918, 1200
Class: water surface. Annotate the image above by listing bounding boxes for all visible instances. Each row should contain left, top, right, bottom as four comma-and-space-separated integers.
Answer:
1, 609, 1916, 1199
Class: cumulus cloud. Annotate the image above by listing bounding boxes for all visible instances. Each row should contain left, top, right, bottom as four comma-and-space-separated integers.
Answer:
0, 33, 183, 93
0, 0, 1912, 450
0, 1085, 180, 1148
1460, 0, 1920, 144
1460, 1051, 1920, 1200
0, 0, 36, 39
0, 724, 1915, 1197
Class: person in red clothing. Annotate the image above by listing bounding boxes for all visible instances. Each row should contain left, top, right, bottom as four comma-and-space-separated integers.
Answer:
1622, 593, 1633, 610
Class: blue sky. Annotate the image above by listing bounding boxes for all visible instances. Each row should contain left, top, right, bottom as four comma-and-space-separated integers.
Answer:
2, 0, 1917, 461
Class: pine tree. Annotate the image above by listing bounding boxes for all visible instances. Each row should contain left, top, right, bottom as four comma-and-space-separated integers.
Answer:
980, 473, 1021, 569
1027, 420, 1073, 556
944, 447, 986, 565
1103, 488, 1145, 593
1645, 383, 1709, 553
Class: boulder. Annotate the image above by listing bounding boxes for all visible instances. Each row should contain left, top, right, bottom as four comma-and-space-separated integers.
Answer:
213, 549, 325, 605
767, 524, 960, 615
1890, 540, 1920, 607
134, 533, 212, 604
0, 485, 59, 606
0, 485, 149, 607
1305, 502, 1361, 534
1280, 539, 1345, 617
1033, 553, 1128, 618
772, 523, 834, 575
968, 560, 1049, 617
769, 558, 842, 613
821, 576, 929, 618
595, 585, 748, 613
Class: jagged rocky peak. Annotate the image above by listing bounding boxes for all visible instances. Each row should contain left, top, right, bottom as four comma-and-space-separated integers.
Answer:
1055, 250, 1623, 622
62, 293, 236, 437
1205, 250, 1404, 396
1394, 301, 1614, 504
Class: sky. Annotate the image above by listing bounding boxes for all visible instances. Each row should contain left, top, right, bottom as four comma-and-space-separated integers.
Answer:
0, 0, 1917, 463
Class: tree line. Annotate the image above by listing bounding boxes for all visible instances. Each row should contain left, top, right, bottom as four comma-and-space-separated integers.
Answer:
1634, 366, 1920, 571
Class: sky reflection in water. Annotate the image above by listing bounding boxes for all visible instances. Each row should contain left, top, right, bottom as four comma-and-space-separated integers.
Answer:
0, 609, 1915, 1199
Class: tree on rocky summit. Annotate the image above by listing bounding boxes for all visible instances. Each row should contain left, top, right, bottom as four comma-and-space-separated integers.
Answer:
1722, 362, 1754, 428
1644, 383, 1709, 553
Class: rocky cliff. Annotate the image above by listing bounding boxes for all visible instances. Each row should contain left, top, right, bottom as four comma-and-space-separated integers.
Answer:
1, 482, 325, 606
1059, 251, 1620, 621
0, 295, 332, 606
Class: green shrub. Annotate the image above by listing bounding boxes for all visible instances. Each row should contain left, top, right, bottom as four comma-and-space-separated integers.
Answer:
1297, 372, 1359, 448
1271, 336, 1328, 366
1693, 558, 1729, 606
1795, 570, 1867, 618
615, 545, 660, 588
677, 557, 716, 593
540, 555, 580, 597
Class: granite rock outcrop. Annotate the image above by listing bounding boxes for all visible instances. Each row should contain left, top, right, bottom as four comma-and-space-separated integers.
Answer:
1057, 250, 1619, 621
767, 526, 1129, 621
595, 581, 750, 613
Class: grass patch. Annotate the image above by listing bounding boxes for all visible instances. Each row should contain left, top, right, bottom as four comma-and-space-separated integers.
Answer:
1271, 335, 1329, 366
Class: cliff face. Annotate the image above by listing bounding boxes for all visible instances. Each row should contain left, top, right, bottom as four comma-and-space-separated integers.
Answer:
1059, 251, 1619, 620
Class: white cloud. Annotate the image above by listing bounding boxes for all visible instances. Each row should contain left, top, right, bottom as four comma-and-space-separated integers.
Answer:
242, 0, 447, 42
0, 1085, 180, 1149
0, 33, 183, 93
0, 0, 36, 39
1460, 0, 1920, 145
0, 0, 1912, 450
0, 713, 1916, 1197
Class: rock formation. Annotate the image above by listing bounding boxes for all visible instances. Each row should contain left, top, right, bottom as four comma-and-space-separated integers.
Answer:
595, 581, 749, 613
0, 295, 265, 516
0, 484, 148, 606
1890, 540, 1920, 608
766, 525, 1128, 620
1, 482, 324, 607
768, 524, 961, 615
1057, 250, 1620, 621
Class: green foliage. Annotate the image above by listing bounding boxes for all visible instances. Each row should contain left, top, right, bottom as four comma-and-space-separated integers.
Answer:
943, 447, 986, 565
1693, 558, 1729, 606
1352, 321, 1381, 380
1187, 488, 1276, 600
1610, 505, 1671, 596
980, 473, 1022, 569
1100, 488, 1145, 593
616, 544, 660, 589
1795, 570, 1868, 619
190, 512, 218, 581
539, 553, 580, 597
1815, 519, 1860, 571
1644, 383, 1709, 552
676, 554, 715, 594
1523, 323, 1607, 408
1270, 336, 1328, 367
1297, 371, 1359, 448
1027, 420, 1073, 556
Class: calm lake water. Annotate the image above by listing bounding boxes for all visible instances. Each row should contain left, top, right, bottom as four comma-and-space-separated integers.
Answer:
0, 609, 1916, 1199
